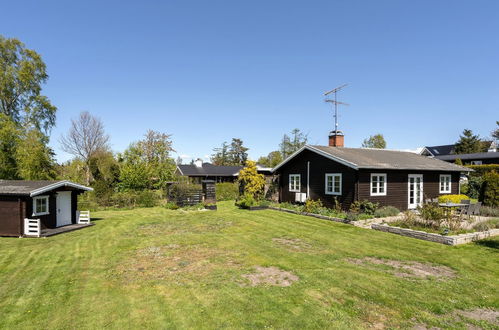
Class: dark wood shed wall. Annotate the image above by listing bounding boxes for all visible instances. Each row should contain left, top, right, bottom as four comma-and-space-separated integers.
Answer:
24, 189, 80, 229
277, 149, 357, 209
0, 196, 23, 236
357, 170, 460, 210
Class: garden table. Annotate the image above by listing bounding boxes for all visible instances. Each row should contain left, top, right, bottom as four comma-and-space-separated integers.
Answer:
438, 203, 468, 219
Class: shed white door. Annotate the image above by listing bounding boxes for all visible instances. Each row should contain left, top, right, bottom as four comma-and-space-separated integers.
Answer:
56, 191, 72, 227
408, 174, 423, 209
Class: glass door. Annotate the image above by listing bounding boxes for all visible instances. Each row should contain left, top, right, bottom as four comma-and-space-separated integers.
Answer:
408, 174, 423, 209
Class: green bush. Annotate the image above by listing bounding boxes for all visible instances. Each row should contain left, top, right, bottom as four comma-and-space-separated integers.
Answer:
418, 203, 445, 221
235, 194, 257, 209
438, 194, 470, 204
473, 218, 499, 231
302, 199, 324, 213
216, 182, 239, 201
164, 202, 179, 210
374, 206, 400, 218
466, 164, 499, 176
465, 176, 483, 199
136, 190, 161, 207
482, 171, 499, 207
349, 200, 379, 215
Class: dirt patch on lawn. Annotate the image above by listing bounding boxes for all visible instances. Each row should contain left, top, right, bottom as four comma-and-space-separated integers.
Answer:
348, 257, 456, 279
455, 308, 499, 325
115, 244, 232, 283
242, 266, 298, 287
272, 237, 311, 251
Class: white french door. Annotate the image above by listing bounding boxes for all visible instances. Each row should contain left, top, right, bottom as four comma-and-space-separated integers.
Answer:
408, 174, 423, 209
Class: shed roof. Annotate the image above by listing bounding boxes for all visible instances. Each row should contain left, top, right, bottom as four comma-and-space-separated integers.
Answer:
0, 180, 93, 196
273, 145, 471, 172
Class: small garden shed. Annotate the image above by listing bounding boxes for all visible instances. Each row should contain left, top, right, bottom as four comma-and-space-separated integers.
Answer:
0, 180, 93, 237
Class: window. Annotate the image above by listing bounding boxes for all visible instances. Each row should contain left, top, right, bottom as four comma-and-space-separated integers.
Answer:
439, 174, 452, 193
325, 173, 342, 195
33, 196, 49, 216
471, 160, 482, 165
289, 174, 301, 192
370, 173, 387, 196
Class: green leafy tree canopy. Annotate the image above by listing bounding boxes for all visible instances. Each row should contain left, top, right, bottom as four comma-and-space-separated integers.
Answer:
454, 129, 483, 154
0, 36, 56, 133
361, 134, 387, 149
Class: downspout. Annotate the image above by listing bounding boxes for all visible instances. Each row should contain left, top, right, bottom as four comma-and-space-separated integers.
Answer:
307, 161, 310, 198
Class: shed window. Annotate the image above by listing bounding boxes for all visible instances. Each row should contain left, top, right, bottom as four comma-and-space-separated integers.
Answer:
370, 173, 387, 196
325, 173, 342, 195
33, 196, 49, 216
289, 174, 301, 192
439, 174, 452, 193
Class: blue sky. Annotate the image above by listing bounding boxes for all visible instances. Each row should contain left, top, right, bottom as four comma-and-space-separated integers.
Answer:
2, 0, 498, 163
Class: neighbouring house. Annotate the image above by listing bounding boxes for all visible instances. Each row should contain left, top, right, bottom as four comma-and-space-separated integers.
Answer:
0, 180, 93, 237
272, 131, 471, 211
421, 141, 499, 165
176, 159, 273, 183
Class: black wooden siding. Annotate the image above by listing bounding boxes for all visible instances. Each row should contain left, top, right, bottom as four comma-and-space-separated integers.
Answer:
278, 149, 358, 209
276, 149, 461, 210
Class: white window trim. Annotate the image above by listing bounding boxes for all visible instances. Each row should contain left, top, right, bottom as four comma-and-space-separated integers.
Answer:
32, 195, 49, 216
289, 174, 301, 192
439, 174, 452, 194
370, 173, 387, 196
325, 173, 342, 195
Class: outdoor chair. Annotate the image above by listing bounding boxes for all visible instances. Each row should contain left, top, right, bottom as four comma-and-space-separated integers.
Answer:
472, 202, 482, 215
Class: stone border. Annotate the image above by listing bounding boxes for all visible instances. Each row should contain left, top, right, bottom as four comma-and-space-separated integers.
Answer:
372, 224, 499, 245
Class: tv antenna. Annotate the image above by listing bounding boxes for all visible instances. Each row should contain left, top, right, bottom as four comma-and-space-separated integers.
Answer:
324, 84, 349, 133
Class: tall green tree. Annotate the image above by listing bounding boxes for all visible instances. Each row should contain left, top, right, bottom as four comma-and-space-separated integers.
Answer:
0, 36, 56, 134
361, 134, 387, 149
257, 150, 283, 168
492, 121, 499, 141
118, 130, 176, 191
15, 129, 56, 180
228, 138, 248, 166
279, 129, 308, 159
0, 114, 20, 179
454, 129, 483, 154
211, 142, 230, 165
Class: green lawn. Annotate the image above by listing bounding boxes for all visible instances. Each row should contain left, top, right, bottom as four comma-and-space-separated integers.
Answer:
0, 202, 498, 329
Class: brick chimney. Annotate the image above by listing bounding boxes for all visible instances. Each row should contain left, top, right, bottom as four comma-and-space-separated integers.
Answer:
328, 130, 344, 147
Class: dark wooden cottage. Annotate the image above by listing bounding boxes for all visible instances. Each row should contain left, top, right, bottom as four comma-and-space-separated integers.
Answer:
273, 144, 470, 211
0, 180, 93, 237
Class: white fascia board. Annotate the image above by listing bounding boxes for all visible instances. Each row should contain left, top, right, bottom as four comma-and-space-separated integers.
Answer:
30, 181, 93, 197
272, 145, 358, 172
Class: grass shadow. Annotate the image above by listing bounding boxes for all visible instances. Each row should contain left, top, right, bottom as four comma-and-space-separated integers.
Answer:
474, 239, 499, 250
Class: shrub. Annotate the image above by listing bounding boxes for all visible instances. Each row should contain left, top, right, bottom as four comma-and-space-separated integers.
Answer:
136, 190, 161, 207
346, 212, 359, 222
238, 161, 265, 199
466, 176, 483, 200
438, 194, 470, 204
473, 219, 499, 232
418, 203, 445, 221
349, 200, 379, 215
374, 206, 400, 218
482, 171, 499, 207
302, 199, 324, 214
235, 193, 257, 209
216, 182, 239, 201
164, 201, 179, 210
479, 206, 499, 217
466, 164, 499, 177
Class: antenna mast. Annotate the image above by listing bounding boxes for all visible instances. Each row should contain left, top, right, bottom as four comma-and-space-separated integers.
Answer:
324, 84, 348, 132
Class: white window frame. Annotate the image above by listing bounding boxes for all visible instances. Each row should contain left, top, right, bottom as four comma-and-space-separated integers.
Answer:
370, 173, 387, 196
325, 173, 342, 195
32, 195, 49, 216
470, 160, 482, 165
439, 174, 452, 194
289, 174, 301, 192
